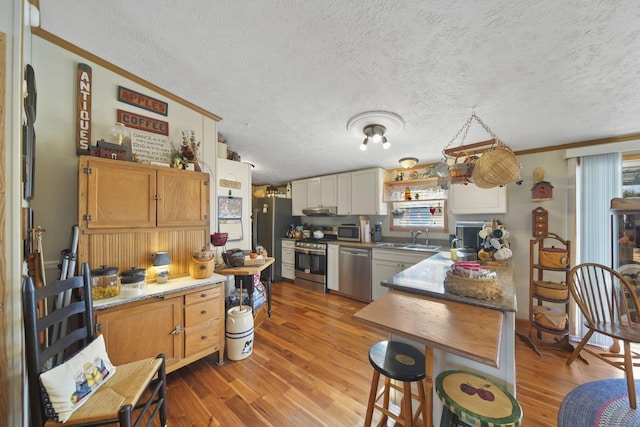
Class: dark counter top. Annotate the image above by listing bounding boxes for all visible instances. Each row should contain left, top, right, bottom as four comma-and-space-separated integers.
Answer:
381, 253, 517, 312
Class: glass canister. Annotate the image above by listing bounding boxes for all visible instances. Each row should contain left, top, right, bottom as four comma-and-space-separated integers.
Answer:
119, 268, 147, 298
90, 266, 119, 299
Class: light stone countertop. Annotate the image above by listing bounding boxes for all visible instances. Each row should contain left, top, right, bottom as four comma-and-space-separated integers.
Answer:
92, 273, 228, 310
381, 253, 517, 312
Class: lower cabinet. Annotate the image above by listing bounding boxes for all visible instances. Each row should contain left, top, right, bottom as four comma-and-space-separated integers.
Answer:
95, 282, 224, 373
281, 239, 296, 280
371, 249, 434, 300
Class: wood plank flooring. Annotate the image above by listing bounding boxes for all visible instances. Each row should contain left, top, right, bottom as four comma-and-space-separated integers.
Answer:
162, 280, 624, 426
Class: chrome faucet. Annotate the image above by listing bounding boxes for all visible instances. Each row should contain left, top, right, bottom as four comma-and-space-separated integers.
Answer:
409, 230, 422, 244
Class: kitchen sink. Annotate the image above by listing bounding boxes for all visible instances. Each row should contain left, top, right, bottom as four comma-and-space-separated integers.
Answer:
403, 244, 441, 252
375, 242, 441, 252
375, 242, 410, 248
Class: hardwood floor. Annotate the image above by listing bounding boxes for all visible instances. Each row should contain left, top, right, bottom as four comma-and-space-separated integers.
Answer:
162, 280, 624, 426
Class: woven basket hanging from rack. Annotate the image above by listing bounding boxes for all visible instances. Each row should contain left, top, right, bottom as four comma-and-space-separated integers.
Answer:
471, 142, 520, 188
441, 113, 520, 187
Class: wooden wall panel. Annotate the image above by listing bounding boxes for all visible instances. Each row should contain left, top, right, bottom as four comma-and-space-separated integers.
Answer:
84, 229, 208, 280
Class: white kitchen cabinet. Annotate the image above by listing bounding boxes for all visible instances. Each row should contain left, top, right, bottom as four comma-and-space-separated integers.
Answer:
337, 173, 352, 215
327, 243, 340, 291
320, 175, 338, 207
449, 184, 507, 214
291, 179, 307, 215
306, 177, 321, 208
294, 168, 386, 216
371, 249, 433, 300
351, 168, 388, 216
281, 239, 296, 280
291, 176, 336, 215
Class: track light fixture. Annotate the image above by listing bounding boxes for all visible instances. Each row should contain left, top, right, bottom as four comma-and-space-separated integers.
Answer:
347, 110, 404, 152
360, 124, 390, 151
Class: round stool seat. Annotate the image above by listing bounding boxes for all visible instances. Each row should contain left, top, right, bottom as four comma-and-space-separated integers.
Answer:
368, 340, 426, 382
436, 370, 522, 427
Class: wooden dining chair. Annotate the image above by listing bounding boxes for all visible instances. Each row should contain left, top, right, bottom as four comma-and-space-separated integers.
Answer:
566, 262, 640, 408
22, 262, 168, 426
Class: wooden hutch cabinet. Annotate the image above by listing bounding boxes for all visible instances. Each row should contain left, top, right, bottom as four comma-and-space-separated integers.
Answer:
94, 280, 225, 372
79, 156, 209, 229
77, 156, 211, 279
78, 156, 222, 369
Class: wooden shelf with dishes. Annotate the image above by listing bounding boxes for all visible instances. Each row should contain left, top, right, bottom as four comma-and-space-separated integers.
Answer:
383, 178, 444, 202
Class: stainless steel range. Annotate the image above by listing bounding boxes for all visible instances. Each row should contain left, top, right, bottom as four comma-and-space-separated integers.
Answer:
294, 234, 336, 293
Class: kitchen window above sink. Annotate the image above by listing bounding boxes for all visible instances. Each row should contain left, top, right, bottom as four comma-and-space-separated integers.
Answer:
384, 176, 448, 232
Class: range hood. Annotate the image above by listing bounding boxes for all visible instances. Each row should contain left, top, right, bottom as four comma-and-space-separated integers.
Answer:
302, 206, 337, 216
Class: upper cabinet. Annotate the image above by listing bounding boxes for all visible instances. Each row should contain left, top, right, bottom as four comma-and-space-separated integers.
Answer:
291, 175, 338, 215
448, 184, 507, 214
79, 156, 210, 229
320, 175, 338, 207
337, 173, 352, 215
291, 180, 307, 216
350, 168, 387, 216
292, 168, 386, 216
157, 168, 210, 227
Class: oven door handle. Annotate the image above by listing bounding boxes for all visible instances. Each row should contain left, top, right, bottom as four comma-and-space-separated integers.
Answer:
295, 248, 326, 255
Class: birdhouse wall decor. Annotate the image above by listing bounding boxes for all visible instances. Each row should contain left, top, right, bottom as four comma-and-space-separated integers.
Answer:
531, 167, 553, 201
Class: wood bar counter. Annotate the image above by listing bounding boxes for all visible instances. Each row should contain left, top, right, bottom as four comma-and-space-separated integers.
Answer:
354, 253, 516, 427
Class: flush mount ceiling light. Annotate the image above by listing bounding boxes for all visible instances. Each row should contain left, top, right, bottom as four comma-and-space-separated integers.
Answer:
399, 157, 419, 169
347, 111, 404, 151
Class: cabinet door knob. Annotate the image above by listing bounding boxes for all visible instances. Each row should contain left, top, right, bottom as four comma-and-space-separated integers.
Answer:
201, 335, 207, 340
201, 293, 207, 298
201, 310, 207, 314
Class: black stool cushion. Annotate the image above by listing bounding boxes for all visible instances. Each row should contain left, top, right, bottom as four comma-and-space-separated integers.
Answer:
368, 340, 426, 382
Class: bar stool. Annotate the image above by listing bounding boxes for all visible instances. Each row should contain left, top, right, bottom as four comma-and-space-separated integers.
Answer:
364, 340, 428, 427
435, 370, 522, 427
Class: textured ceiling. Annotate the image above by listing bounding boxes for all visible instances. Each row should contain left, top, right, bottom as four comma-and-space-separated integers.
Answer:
38, 0, 640, 185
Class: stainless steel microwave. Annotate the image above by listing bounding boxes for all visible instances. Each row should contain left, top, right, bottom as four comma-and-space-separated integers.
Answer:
454, 220, 486, 250
337, 225, 361, 242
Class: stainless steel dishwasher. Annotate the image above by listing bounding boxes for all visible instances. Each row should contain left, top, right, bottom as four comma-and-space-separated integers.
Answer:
338, 247, 371, 302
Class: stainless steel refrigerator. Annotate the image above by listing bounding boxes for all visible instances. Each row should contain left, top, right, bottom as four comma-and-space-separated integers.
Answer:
252, 197, 294, 282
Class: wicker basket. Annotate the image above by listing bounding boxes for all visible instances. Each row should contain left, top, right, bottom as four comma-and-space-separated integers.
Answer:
189, 257, 214, 279
471, 145, 520, 188
444, 271, 502, 300
533, 306, 568, 331
534, 280, 569, 300
449, 152, 475, 184
539, 247, 569, 268
192, 250, 215, 261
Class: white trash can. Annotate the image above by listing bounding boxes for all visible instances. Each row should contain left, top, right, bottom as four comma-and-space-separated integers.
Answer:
226, 306, 254, 360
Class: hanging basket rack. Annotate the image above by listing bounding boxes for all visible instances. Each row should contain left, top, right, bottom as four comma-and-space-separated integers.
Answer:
439, 112, 521, 187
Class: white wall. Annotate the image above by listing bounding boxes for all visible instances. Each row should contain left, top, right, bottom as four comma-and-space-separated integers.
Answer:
504, 150, 573, 319
31, 37, 218, 278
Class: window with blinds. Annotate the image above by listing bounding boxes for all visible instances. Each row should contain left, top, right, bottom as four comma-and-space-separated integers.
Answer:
390, 200, 447, 231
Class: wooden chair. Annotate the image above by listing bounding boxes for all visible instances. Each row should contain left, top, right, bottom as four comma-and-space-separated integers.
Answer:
566, 262, 640, 409
22, 262, 168, 426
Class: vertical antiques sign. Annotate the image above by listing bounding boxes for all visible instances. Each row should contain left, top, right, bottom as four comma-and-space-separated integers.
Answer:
76, 63, 92, 154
